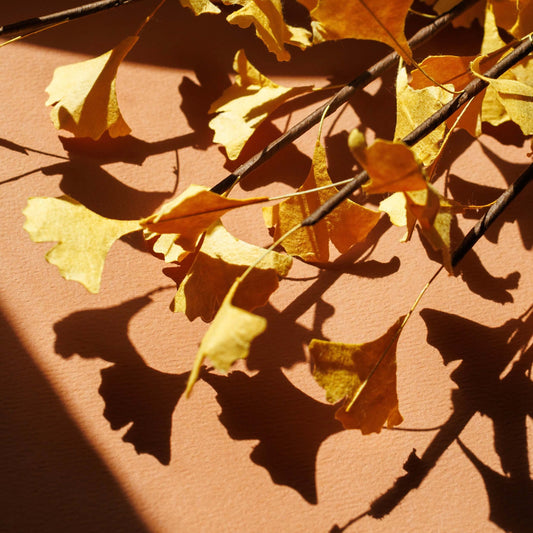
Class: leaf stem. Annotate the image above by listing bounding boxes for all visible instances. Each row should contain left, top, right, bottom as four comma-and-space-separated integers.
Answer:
0, 0, 146, 36
210, 0, 481, 195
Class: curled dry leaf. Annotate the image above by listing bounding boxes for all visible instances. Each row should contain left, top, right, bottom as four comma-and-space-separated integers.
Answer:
310, 0, 414, 62
223, 0, 312, 61
140, 184, 267, 252
172, 221, 292, 322
263, 141, 380, 262
309, 317, 405, 433
45, 36, 137, 140
23, 196, 141, 293
180, 0, 221, 14
185, 279, 267, 396
348, 132, 428, 194
209, 49, 313, 159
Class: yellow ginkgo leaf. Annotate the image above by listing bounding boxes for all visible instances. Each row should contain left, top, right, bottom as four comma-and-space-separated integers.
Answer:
209, 49, 313, 160
23, 196, 141, 293
173, 221, 292, 322
145, 231, 189, 263
140, 184, 267, 252
395, 65, 454, 166
45, 36, 137, 140
348, 134, 428, 194
310, 0, 414, 62
185, 279, 267, 396
309, 317, 405, 433
264, 141, 380, 262
180, 0, 221, 15
223, 0, 311, 61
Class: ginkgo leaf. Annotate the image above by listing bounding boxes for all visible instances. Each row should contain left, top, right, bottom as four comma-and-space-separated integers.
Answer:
263, 141, 380, 262
173, 221, 292, 322
146, 231, 189, 263
395, 64, 454, 165
348, 133, 428, 194
185, 279, 267, 396
45, 36, 137, 140
23, 196, 141, 293
140, 184, 267, 251
223, 0, 312, 61
310, 0, 414, 62
309, 317, 405, 433
209, 49, 313, 159
180, 0, 221, 15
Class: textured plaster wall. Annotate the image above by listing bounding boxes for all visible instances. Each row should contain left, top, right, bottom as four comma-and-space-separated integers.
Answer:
1, 2, 532, 532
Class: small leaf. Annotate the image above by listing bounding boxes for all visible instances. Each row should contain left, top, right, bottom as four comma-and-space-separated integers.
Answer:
264, 141, 380, 262
209, 49, 313, 159
45, 36, 137, 140
185, 280, 267, 396
23, 196, 140, 293
223, 0, 311, 61
180, 0, 221, 15
173, 222, 292, 322
140, 184, 267, 251
310, 0, 414, 62
309, 317, 405, 433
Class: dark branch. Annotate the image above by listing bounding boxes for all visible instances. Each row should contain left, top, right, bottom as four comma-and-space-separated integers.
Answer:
0, 0, 146, 36
211, 0, 481, 195
451, 163, 533, 267
301, 36, 533, 227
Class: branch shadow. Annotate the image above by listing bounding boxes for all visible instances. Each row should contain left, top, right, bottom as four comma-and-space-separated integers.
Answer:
332, 306, 533, 532
53, 288, 187, 465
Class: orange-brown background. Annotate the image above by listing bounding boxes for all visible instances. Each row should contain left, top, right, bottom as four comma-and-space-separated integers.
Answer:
1, 1, 532, 531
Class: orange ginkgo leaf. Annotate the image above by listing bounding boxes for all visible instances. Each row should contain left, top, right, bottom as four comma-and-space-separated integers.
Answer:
23, 196, 141, 293
180, 0, 221, 15
209, 49, 313, 160
263, 141, 381, 262
310, 0, 414, 62
140, 184, 267, 252
185, 279, 267, 396
348, 132, 428, 193
223, 0, 312, 61
424, 0, 484, 28
309, 317, 405, 433
45, 36, 137, 140
172, 221, 292, 322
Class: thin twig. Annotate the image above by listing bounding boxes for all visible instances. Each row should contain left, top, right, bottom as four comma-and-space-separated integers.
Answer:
451, 163, 533, 267
210, 0, 481, 195
0, 0, 146, 36
301, 36, 533, 227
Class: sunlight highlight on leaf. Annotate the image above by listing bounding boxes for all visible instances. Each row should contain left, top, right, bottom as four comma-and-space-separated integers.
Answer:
310, 317, 405, 433
45, 36, 137, 140
180, 0, 221, 14
23, 196, 141, 293
209, 49, 313, 159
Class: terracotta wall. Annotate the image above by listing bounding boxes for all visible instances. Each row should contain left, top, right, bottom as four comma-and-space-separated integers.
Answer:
1, 2, 532, 531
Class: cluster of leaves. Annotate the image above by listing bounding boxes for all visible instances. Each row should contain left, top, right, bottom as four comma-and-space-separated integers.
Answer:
20, 0, 533, 435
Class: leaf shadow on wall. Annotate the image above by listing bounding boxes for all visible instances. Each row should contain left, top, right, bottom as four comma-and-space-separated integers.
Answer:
198, 219, 399, 504
332, 306, 533, 532
53, 288, 188, 465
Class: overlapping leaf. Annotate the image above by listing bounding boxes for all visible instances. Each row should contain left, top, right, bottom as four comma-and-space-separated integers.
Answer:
185, 279, 267, 396
263, 141, 380, 262
172, 221, 292, 322
45, 36, 137, 140
23, 196, 141, 293
309, 317, 405, 433
310, 0, 414, 62
223, 0, 312, 61
140, 184, 267, 251
209, 49, 313, 159
180, 0, 221, 15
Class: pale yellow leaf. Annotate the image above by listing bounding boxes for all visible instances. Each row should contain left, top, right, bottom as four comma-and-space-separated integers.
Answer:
180, 0, 221, 14
23, 196, 140, 293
